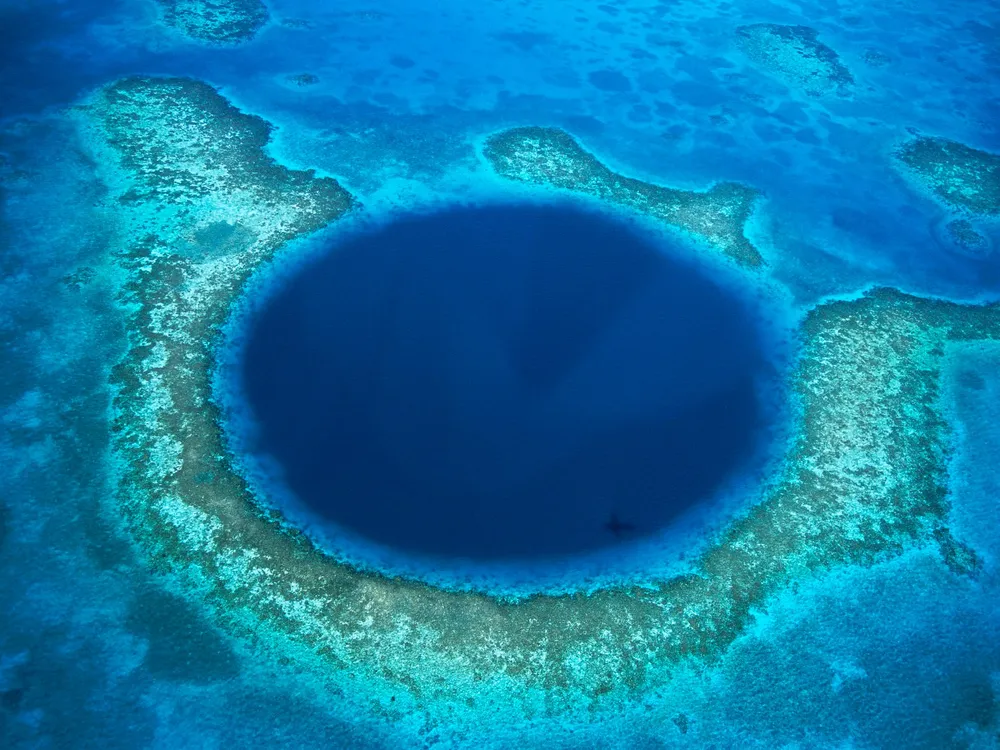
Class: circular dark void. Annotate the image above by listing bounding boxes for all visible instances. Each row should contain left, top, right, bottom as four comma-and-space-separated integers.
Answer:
241, 203, 773, 562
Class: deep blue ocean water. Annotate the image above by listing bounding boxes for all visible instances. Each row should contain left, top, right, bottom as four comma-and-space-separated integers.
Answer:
239, 203, 772, 564
1, 0, 999, 747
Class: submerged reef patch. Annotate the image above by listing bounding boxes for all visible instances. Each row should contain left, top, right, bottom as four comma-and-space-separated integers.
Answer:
861, 48, 892, 67
943, 218, 991, 257
285, 73, 320, 88
896, 136, 1000, 216
482, 126, 764, 267
736, 24, 854, 97
89, 77, 1000, 738
155, 0, 269, 44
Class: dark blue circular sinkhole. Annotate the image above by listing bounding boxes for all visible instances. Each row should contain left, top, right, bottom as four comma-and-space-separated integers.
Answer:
240, 203, 774, 563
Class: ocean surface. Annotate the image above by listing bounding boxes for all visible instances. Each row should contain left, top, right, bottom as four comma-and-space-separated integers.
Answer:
1, 0, 999, 747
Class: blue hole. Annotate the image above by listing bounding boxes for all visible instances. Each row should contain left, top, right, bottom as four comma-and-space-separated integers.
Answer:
240, 202, 774, 563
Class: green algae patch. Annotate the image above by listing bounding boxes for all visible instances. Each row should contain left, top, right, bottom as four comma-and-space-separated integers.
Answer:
155, 0, 268, 44
482, 126, 764, 268
896, 136, 1000, 216
736, 24, 854, 97
85, 77, 1000, 737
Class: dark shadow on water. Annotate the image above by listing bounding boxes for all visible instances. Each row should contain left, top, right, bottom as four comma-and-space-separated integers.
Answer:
242, 203, 771, 561
0, 1, 128, 117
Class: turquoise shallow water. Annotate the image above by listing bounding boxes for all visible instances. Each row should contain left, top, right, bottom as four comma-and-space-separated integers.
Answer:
1, 0, 999, 747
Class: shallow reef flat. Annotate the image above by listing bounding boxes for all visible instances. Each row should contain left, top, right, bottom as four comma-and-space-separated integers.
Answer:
78, 75, 355, 529
483, 126, 764, 268
896, 136, 1000, 216
896, 136, 999, 255
88, 77, 1000, 740
155, 0, 269, 44
736, 24, 854, 98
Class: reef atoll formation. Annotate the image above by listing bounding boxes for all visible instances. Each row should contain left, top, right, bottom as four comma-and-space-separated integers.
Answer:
483, 126, 764, 267
896, 136, 1000, 216
736, 24, 854, 97
86, 80, 999, 740
155, 0, 269, 44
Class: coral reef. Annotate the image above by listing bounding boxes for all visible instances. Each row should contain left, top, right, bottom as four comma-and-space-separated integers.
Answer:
155, 0, 269, 44
483, 126, 764, 267
286, 73, 320, 87
896, 136, 1000, 215
736, 24, 854, 97
946, 218, 990, 255
86, 80, 1000, 737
